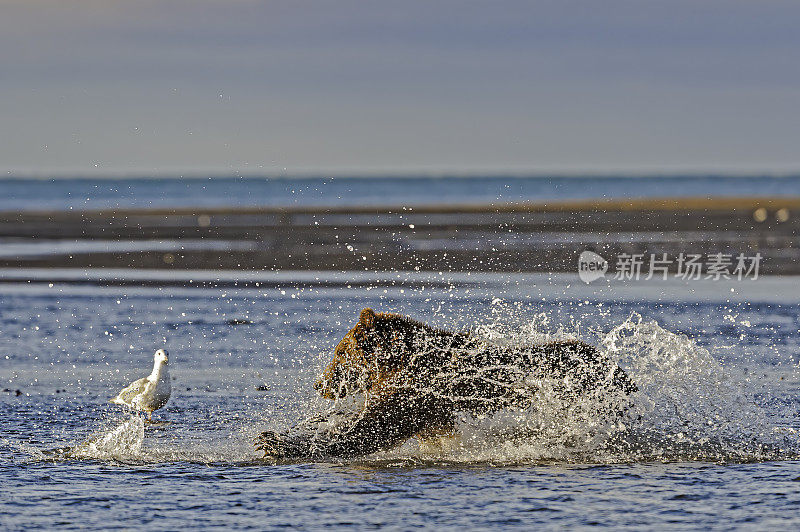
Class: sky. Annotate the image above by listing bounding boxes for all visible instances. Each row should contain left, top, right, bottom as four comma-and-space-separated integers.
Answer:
2, 0, 800, 177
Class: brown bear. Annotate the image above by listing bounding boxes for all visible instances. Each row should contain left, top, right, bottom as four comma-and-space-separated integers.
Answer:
255, 308, 637, 460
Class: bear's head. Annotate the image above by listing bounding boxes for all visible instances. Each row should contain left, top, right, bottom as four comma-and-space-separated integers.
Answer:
314, 308, 407, 400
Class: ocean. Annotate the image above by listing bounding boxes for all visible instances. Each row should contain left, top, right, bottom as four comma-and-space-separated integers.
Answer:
1, 174, 800, 211
1, 176, 800, 529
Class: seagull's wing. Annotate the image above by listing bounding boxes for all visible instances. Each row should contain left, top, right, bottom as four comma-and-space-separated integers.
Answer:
110, 376, 149, 406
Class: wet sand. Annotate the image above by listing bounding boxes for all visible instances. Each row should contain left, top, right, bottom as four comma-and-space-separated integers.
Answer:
0, 196, 797, 278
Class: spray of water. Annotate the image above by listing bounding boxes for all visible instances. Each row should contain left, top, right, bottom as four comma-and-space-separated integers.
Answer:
600, 312, 798, 462
70, 416, 145, 459
31, 309, 800, 465
300, 310, 800, 464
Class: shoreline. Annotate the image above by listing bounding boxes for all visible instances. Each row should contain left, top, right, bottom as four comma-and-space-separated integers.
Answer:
1, 196, 797, 274
3, 195, 800, 217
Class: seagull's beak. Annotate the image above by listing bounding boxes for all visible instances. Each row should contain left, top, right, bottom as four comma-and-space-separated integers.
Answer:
154, 349, 169, 364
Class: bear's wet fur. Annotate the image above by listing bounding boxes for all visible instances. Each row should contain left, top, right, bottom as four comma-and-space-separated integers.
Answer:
256, 308, 637, 460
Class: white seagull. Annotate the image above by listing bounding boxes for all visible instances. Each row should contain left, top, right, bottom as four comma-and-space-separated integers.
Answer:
110, 349, 172, 421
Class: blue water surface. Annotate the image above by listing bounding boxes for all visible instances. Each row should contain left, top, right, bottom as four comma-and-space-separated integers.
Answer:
1, 175, 799, 211
2, 276, 800, 529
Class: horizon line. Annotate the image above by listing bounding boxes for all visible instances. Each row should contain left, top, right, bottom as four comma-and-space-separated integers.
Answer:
4, 168, 800, 181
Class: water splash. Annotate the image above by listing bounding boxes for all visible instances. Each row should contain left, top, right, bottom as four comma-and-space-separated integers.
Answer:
69, 416, 145, 459
26, 309, 800, 465
440, 311, 800, 463
294, 310, 800, 464
600, 312, 798, 462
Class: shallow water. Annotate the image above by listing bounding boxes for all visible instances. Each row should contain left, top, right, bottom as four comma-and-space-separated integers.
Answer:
2, 275, 800, 529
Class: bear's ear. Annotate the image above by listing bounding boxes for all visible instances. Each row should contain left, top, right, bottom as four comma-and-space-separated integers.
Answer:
359, 308, 376, 328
